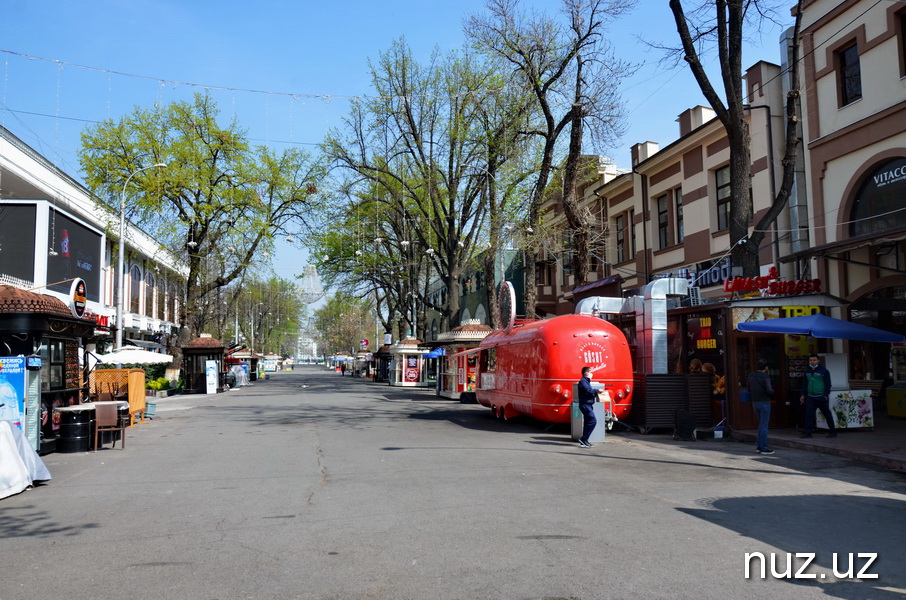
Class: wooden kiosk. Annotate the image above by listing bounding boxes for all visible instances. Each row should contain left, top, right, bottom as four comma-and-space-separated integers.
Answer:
433, 320, 492, 400
183, 334, 226, 394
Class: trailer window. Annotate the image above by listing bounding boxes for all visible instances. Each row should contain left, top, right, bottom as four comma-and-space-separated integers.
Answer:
481, 348, 496, 372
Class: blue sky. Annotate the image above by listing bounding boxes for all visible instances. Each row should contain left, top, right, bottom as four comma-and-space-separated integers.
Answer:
1, 0, 792, 286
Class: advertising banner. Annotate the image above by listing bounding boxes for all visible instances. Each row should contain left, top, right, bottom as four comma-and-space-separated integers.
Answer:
205, 360, 218, 394
686, 313, 727, 402
0, 357, 27, 430
0, 204, 37, 283
404, 356, 419, 383
47, 209, 102, 301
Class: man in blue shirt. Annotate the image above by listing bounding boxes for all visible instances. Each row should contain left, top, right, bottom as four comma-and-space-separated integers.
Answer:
576, 367, 599, 448
800, 353, 837, 438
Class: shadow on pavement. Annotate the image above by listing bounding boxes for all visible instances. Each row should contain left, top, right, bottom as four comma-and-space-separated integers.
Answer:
679, 494, 906, 598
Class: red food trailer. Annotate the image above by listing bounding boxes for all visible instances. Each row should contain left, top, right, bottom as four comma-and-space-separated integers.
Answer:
461, 283, 634, 423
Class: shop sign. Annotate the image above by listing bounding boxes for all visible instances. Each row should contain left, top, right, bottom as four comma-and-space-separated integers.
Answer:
68, 278, 87, 318
692, 316, 718, 350
780, 305, 820, 317
682, 257, 732, 288
723, 266, 822, 296
686, 314, 726, 401
872, 161, 906, 188
84, 310, 110, 333
405, 356, 419, 382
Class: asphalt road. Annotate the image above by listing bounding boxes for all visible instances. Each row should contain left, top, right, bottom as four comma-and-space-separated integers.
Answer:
2, 365, 905, 600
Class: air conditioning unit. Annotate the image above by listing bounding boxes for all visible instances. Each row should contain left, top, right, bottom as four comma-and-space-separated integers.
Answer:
688, 286, 702, 306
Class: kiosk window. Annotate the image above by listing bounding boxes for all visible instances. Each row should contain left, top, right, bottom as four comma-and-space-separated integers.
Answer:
40, 339, 65, 391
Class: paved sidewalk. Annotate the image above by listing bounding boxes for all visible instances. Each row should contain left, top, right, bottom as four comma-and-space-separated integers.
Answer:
334, 368, 906, 473
733, 411, 906, 472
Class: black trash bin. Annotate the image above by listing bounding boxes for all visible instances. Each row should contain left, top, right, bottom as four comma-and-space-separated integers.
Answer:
56, 406, 93, 453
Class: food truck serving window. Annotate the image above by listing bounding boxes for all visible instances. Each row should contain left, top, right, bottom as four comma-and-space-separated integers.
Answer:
481, 348, 496, 372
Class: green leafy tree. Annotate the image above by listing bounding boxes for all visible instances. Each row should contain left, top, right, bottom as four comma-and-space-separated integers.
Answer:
313, 293, 376, 357
321, 39, 532, 334
80, 92, 327, 363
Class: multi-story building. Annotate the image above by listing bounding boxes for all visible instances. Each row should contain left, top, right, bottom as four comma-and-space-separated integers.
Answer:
786, 0, 906, 382
0, 125, 187, 350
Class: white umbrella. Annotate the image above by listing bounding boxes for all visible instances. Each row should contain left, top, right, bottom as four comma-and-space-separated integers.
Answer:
98, 347, 174, 365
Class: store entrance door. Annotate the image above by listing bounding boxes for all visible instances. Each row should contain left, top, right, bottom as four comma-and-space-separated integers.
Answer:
735, 335, 793, 429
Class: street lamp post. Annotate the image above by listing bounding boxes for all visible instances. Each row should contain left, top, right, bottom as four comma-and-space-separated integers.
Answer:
115, 163, 167, 350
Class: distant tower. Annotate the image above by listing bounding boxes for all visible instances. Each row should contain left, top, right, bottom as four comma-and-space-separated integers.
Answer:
298, 265, 324, 304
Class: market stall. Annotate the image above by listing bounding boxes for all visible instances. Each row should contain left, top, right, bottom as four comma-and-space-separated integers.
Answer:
737, 312, 903, 431
0, 284, 95, 455
431, 320, 492, 400
388, 334, 431, 388
182, 335, 226, 394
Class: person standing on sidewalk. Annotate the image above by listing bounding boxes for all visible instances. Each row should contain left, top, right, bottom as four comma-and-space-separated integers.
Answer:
747, 359, 774, 455
576, 367, 599, 448
800, 353, 837, 438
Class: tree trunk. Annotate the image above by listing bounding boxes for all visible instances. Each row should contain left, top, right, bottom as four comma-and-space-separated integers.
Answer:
482, 251, 499, 329
728, 121, 756, 277
523, 248, 538, 319
561, 102, 590, 285
445, 269, 462, 329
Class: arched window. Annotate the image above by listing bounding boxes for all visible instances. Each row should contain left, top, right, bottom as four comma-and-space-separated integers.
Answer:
144, 272, 155, 317
850, 157, 906, 237
156, 276, 165, 320
130, 265, 141, 314
168, 283, 178, 323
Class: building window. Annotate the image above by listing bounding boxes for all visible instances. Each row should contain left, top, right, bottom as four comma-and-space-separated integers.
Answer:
900, 10, 906, 78
675, 188, 684, 243
838, 42, 862, 106
629, 209, 636, 256
144, 272, 155, 317
156, 277, 165, 320
716, 166, 731, 231
168, 283, 178, 323
850, 157, 906, 236
615, 214, 626, 263
130, 265, 141, 314
559, 231, 574, 273
539, 261, 553, 287
657, 194, 669, 249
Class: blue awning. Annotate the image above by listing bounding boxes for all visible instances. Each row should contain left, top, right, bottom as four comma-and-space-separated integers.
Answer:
422, 347, 446, 358
737, 314, 904, 343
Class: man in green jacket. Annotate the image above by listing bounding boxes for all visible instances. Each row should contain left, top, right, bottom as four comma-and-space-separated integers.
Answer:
799, 354, 837, 438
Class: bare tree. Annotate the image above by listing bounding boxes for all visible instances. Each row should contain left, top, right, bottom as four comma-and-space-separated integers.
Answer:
467, 0, 636, 316
668, 0, 803, 277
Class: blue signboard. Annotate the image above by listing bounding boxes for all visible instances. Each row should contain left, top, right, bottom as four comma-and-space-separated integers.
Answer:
0, 357, 27, 429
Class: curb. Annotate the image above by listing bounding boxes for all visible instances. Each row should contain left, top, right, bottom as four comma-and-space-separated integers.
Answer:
731, 430, 906, 472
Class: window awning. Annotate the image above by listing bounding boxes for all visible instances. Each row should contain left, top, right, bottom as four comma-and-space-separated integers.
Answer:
572, 274, 623, 295
422, 347, 446, 358
779, 227, 906, 263
451, 347, 483, 359
726, 293, 847, 309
